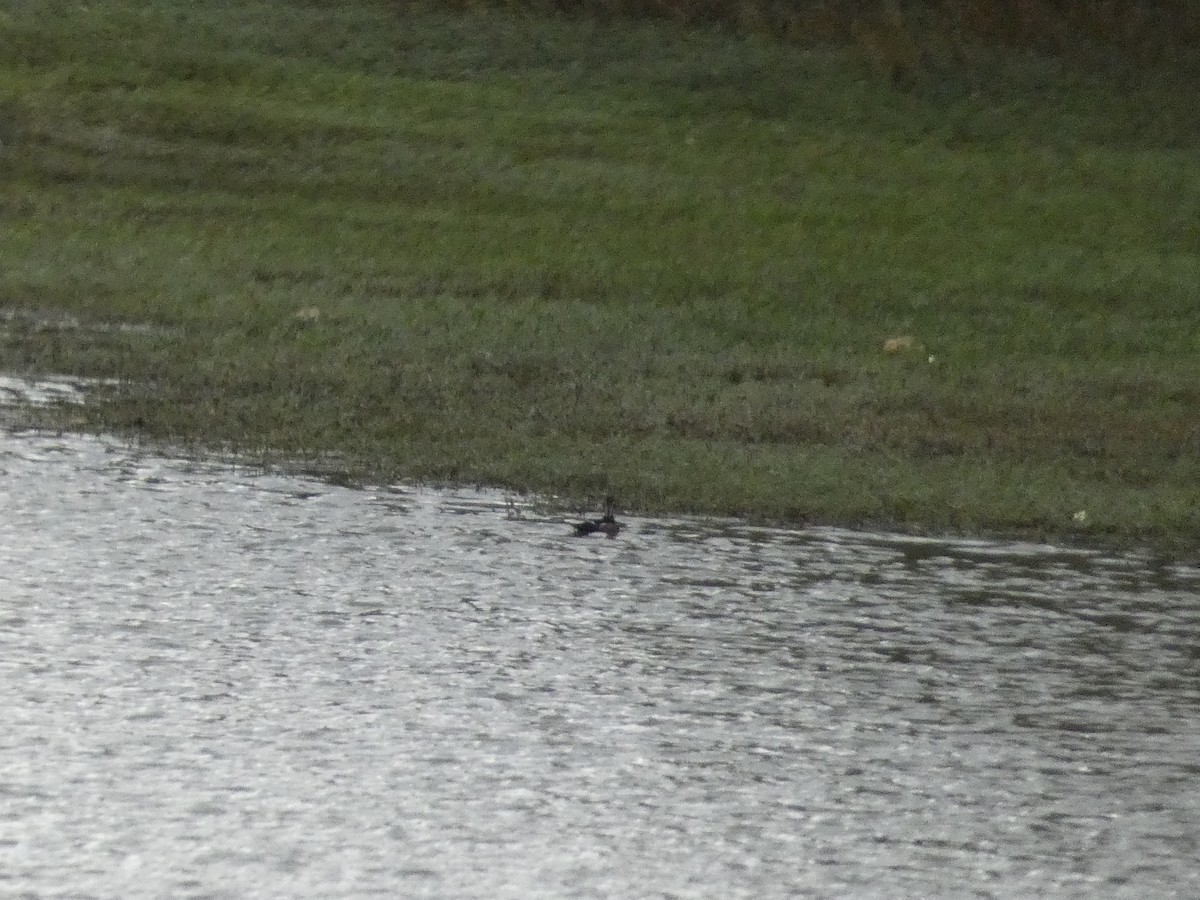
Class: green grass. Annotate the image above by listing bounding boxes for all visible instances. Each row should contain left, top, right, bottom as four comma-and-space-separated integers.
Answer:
2, 0, 1199, 544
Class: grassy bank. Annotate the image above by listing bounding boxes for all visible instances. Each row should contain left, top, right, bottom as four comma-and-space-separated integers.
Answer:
2, 0, 1199, 543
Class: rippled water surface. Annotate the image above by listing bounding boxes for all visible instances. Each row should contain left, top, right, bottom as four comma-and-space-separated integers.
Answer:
2, 424, 1199, 898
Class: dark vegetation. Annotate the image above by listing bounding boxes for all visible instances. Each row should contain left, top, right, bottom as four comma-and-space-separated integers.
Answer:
445, 0, 1200, 77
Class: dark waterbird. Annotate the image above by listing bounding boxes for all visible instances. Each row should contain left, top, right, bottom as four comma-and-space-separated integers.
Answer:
573, 495, 621, 538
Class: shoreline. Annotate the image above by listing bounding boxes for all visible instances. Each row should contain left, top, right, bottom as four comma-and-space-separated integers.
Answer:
3, 379, 1192, 558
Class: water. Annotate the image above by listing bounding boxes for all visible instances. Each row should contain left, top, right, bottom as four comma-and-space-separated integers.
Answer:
2, 405, 1199, 897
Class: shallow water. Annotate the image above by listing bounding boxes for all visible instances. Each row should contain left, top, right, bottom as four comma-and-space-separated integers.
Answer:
2, 420, 1199, 897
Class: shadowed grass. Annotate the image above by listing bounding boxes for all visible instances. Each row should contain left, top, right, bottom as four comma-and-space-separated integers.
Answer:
2, 0, 1199, 544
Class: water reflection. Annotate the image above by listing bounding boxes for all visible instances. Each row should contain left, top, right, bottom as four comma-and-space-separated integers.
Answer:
1, 422, 1198, 898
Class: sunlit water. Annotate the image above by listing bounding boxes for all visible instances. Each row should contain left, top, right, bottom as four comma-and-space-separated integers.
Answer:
2, 409, 1199, 897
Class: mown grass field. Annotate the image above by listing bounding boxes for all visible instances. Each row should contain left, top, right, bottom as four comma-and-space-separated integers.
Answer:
2, 0, 1199, 543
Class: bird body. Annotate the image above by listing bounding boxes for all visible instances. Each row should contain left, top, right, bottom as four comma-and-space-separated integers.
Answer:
573, 495, 621, 538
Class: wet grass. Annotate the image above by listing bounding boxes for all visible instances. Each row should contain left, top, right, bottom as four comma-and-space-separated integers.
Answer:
2, 0, 1199, 543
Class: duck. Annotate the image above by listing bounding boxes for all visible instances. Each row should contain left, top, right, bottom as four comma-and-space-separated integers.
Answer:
573, 495, 621, 538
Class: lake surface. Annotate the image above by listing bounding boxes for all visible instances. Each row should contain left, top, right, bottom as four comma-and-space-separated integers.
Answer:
2, 398, 1199, 897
